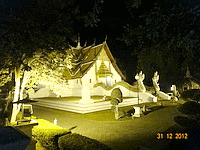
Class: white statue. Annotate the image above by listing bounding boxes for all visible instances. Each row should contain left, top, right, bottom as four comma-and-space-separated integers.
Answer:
152, 71, 160, 92
135, 71, 146, 92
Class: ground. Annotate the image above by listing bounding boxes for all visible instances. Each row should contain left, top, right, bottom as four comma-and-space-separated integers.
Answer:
32, 98, 199, 150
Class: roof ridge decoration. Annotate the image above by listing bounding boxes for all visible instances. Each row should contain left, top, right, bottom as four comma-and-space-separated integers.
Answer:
65, 36, 98, 77
76, 34, 81, 49
105, 35, 107, 41
63, 39, 126, 80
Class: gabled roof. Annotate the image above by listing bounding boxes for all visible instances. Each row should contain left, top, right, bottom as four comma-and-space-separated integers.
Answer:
63, 41, 126, 80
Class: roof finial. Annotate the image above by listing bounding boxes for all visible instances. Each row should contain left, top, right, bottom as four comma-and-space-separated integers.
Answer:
93, 38, 96, 45
105, 35, 107, 41
185, 67, 192, 78
76, 33, 81, 48
84, 40, 87, 47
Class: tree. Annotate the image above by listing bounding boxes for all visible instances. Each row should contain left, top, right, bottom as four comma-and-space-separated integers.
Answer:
123, 0, 200, 86
178, 101, 200, 118
110, 88, 123, 120
0, 48, 73, 123
193, 90, 200, 103
23, 49, 73, 97
0, 1, 103, 124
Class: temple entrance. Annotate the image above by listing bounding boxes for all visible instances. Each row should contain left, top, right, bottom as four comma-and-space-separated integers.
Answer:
183, 83, 189, 91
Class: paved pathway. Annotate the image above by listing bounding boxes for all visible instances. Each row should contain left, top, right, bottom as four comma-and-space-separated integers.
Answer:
32, 104, 190, 150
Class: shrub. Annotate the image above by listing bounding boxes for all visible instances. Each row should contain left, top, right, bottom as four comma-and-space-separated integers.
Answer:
193, 90, 200, 102
164, 124, 185, 133
174, 116, 197, 128
58, 133, 111, 150
110, 88, 123, 105
111, 88, 123, 101
180, 89, 199, 100
126, 108, 135, 116
177, 101, 200, 116
110, 99, 119, 105
32, 119, 70, 150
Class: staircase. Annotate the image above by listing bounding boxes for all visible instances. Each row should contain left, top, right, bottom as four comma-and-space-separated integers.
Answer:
32, 98, 145, 114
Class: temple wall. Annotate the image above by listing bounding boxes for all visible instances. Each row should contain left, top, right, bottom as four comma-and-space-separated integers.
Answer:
91, 84, 157, 103
29, 88, 57, 98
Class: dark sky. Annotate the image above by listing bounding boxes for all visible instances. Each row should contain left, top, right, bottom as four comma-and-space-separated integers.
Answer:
0, 0, 30, 14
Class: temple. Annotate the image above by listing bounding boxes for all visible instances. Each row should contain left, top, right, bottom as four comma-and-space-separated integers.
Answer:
30, 40, 127, 99
30, 39, 157, 112
176, 67, 200, 93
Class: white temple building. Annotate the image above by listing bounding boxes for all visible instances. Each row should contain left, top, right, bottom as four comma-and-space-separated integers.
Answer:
30, 40, 125, 97
30, 40, 157, 107
29, 39, 159, 113
61, 40, 126, 97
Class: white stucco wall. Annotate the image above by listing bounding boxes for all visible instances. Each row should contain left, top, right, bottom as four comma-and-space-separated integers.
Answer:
29, 88, 57, 98
82, 62, 97, 87
110, 62, 122, 84
91, 84, 157, 103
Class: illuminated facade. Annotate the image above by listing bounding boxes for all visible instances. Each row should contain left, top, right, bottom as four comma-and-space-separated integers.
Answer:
29, 40, 158, 111
30, 40, 157, 105
61, 41, 125, 98
30, 41, 126, 99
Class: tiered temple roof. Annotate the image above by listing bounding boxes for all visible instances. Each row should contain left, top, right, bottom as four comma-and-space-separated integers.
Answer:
63, 41, 125, 80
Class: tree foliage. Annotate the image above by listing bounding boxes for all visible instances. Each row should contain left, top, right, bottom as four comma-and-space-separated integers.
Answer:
24, 49, 73, 96
193, 90, 200, 103
123, 0, 200, 86
0, 0, 103, 123
110, 88, 123, 105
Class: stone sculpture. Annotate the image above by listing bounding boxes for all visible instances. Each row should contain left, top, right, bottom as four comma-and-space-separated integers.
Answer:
135, 71, 146, 92
152, 71, 160, 92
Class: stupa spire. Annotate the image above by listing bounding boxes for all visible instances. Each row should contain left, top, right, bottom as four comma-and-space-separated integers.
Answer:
185, 67, 192, 78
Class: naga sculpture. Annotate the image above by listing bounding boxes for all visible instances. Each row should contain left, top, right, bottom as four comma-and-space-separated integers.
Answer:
152, 71, 160, 92
135, 71, 146, 92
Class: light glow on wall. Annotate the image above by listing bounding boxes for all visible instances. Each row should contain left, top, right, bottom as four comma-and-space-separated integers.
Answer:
106, 76, 112, 86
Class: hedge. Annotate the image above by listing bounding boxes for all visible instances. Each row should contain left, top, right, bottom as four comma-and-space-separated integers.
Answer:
32, 119, 70, 150
58, 133, 111, 150
180, 89, 200, 100
177, 101, 200, 116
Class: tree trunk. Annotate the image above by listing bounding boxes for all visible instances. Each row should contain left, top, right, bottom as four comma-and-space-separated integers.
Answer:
20, 70, 29, 100
10, 66, 21, 123
115, 105, 119, 120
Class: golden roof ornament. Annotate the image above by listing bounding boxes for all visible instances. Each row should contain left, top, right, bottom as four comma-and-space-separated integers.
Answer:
76, 34, 81, 49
